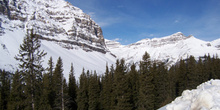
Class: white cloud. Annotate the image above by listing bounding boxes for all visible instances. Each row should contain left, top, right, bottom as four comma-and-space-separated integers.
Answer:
112, 38, 122, 42
87, 12, 95, 18
174, 20, 179, 23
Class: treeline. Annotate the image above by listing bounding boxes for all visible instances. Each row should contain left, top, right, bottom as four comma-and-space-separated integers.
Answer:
1, 29, 220, 110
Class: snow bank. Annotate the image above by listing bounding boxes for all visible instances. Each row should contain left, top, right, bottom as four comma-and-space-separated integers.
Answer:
160, 79, 220, 110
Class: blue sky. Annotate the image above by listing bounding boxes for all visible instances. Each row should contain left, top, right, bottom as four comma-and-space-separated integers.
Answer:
68, 0, 220, 45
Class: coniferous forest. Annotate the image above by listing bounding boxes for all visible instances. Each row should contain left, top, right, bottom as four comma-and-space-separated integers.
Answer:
1, 30, 220, 110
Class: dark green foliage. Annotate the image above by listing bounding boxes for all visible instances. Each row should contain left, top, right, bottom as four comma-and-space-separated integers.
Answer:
14, 29, 47, 110
53, 57, 64, 110
2, 33, 220, 110
67, 63, 77, 110
77, 69, 89, 110
8, 70, 26, 110
138, 52, 155, 110
127, 63, 139, 110
153, 62, 169, 108
0, 70, 11, 110
186, 56, 199, 89
88, 71, 101, 110
101, 64, 113, 110
113, 59, 133, 110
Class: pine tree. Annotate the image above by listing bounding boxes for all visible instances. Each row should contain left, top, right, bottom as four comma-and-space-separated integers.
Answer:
53, 57, 64, 110
138, 52, 155, 110
113, 59, 132, 110
0, 70, 11, 110
63, 78, 69, 110
127, 63, 139, 110
68, 63, 77, 110
101, 65, 114, 110
177, 59, 187, 96
88, 72, 101, 110
153, 62, 169, 109
186, 55, 198, 89
46, 57, 56, 108
8, 70, 26, 110
15, 29, 47, 110
197, 57, 205, 84
39, 73, 52, 110
77, 68, 89, 110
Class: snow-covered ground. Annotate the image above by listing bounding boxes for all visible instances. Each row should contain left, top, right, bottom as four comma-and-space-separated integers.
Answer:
159, 79, 220, 110
0, 16, 115, 79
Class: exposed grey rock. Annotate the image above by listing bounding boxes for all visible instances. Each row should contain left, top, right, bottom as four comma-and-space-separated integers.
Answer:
0, 0, 107, 53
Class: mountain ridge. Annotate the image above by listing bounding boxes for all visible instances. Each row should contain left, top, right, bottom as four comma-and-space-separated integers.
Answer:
0, 0, 116, 79
106, 32, 220, 66
0, 0, 220, 79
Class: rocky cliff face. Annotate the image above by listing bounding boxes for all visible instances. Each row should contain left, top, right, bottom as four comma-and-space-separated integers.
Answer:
0, 0, 116, 79
0, 0, 106, 53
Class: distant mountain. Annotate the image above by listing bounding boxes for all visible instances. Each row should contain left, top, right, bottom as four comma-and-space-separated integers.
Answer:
106, 32, 220, 66
1, 0, 220, 79
0, 0, 115, 79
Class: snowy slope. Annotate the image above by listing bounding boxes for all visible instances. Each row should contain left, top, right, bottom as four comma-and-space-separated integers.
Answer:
106, 32, 220, 66
159, 79, 220, 110
0, 0, 116, 79
0, 19, 115, 79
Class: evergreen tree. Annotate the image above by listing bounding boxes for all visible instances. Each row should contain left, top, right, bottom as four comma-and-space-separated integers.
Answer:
0, 70, 11, 110
15, 29, 47, 110
197, 57, 205, 84
39, 73, 52, 110
127, 63, 139, 110
8, 70, 26, 110
47, 57, 56, 108
177, 59, 187, 96
153, 62, 169, 108
101, 64, 113, 110
77, 69, 89, 110
113, 59, 132, 110
68, 63, 77, 110
53, 57, 64, 110
186, 55, 198, 89
63, 78, 69, 110
138, 52, 155, 110
88, 72, 101, 110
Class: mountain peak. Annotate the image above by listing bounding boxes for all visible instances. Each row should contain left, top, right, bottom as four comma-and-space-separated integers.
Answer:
0, 0, 116, 78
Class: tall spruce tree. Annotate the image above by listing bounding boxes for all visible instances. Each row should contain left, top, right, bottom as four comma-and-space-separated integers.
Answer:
113, 59, 132, 110
0, 70, 11, 110
101, 64, 113, 110
77, 69, 89, 110
127, 63, 139, 110
88, 72, 101, 110
177, 59, 187, 96
138, 52, 155, 110
15, 29, 47, 110
46, 57, 56, 108
8, 70, 26, 110
186, 55, 198, 89
53, 57, 64, 110
68, 63, 77, 110
39, 73, 52, 110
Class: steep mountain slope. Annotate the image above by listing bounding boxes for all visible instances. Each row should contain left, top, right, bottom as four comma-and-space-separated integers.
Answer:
0, 0, 115, 78
106, 32, 220, 66
159, 79, 220, 110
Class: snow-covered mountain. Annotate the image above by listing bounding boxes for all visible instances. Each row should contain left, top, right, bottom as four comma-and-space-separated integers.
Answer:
1, 0, 220, 79
0, 0, 115, 79
106, 32, 220, 66
159, 79, 220, 110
